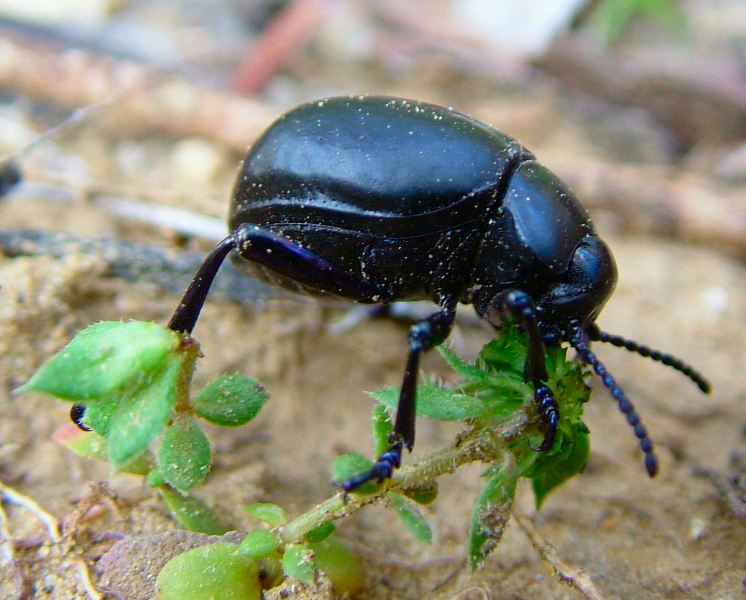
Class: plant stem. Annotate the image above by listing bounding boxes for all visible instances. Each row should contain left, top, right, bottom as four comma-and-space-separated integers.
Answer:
277, 412, 528, 544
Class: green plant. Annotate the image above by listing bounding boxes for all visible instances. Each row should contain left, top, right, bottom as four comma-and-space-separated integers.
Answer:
585, 0, 687, 44
21, 322, 590, 597
156, 324, 589, 596
22, 321, 268, 534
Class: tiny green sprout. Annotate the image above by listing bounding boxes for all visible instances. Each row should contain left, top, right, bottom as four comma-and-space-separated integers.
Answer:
304, 522, 336, 543
194, 374, 268, 426
390, 492, 433, 544
156, 542, 260, 600
308, 535, 364, 597
244, 502, 288, 527
159, 488, 228, 535
281, 543, 315, 585
159, 416, 212, 493
239, 530, 281, 559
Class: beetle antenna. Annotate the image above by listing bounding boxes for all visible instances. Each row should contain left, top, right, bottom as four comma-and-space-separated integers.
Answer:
586, 324, 711, 393
569, 329, 658, 477
167, 235, 237, 333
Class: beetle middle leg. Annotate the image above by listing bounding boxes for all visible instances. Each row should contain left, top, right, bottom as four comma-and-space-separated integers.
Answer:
490, 289, 559, 452
340, 300, 458, 492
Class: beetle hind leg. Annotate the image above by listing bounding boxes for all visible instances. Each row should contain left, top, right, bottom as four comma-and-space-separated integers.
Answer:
339, 301, 458, 492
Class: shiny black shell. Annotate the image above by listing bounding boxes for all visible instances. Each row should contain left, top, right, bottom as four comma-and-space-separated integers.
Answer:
229, 96, 593, 306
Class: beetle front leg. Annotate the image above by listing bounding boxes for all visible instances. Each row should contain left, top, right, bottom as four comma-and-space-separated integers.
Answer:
492, 289, 559, 452
340, 301, 457, 492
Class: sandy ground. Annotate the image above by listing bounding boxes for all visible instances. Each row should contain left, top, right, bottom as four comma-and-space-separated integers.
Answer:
0, 187, 744, 599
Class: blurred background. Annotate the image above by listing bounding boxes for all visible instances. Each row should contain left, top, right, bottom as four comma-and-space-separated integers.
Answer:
0, 1, 744, 598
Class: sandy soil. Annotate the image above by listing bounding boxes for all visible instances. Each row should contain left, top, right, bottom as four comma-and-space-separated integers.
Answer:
0, 187, 744, 599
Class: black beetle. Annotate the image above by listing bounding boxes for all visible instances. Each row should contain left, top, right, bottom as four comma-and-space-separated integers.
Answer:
159, 96, 709, 490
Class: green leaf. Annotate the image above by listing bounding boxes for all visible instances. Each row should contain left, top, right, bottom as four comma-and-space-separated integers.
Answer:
370, 383, 486, 421
371, 404, 393, 457
588, 0, 686, 45
52, 424, 153, 474
156, 543, 259, 600
160, 488, 228, 535
239, 530, 280, 559
304, 522, 336, 544
244, 502, 287, 527
437, 345, 486, 382
159, 416, 212, 493
390, 492, 433, 544
528, 430, 590, 509
477, 325, 527, 376
82, 398, 120, 437
107, 356, 181, 468
309, 536, 364, 597
194, 374, 268, 427
282, 543, 315, 585
20, 321, 180, 402
469, 454, 518, 569
403, 480, 438, 505
146, 468, 166, 487
52, 424, 109, 461
330, 454, 380, 495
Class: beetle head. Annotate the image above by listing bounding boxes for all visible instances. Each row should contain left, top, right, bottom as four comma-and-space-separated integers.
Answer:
533, 234, 617, 337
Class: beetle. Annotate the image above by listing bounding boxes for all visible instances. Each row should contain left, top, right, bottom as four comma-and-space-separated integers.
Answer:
161, 96, 711, 490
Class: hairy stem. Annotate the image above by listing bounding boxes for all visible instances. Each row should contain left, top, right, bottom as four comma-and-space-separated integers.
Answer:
277, 412, 528, 544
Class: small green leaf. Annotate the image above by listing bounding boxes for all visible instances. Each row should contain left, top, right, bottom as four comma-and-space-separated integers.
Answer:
156, 543, 260, 600
304, 522, 336, 543
146, 468, 166, 487
52, 424, 153, 474
529, 430, 590, 509
159, 416, 212, 493
282, 543, 315, 585
371, 404, 393, 457
52, 424, 109, 461
390, 492, 433, 544
107, 356, 180, 468
82, 398, 120, 437
477, 325, 527, 376
469, 454, 518, 570
194, 374, 268, 427
20, 321, 180, 402
438, 345, 486, 382
403, 480, 438, 505
331, 454, 380, 494
370, 383, 486, 421
160, 488, 228, 535
244, 502, 288, 527
239, 530, 280, 559
309, 536, 364, 597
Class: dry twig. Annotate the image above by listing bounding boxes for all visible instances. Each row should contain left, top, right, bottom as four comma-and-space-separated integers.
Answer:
512, 505, 607, 600
0, 479, 61, 543
0, 37, 275, 152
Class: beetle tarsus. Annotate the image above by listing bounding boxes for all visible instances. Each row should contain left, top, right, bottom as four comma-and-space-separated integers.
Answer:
339, 439, 404, 492
531, 385, 558, 451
